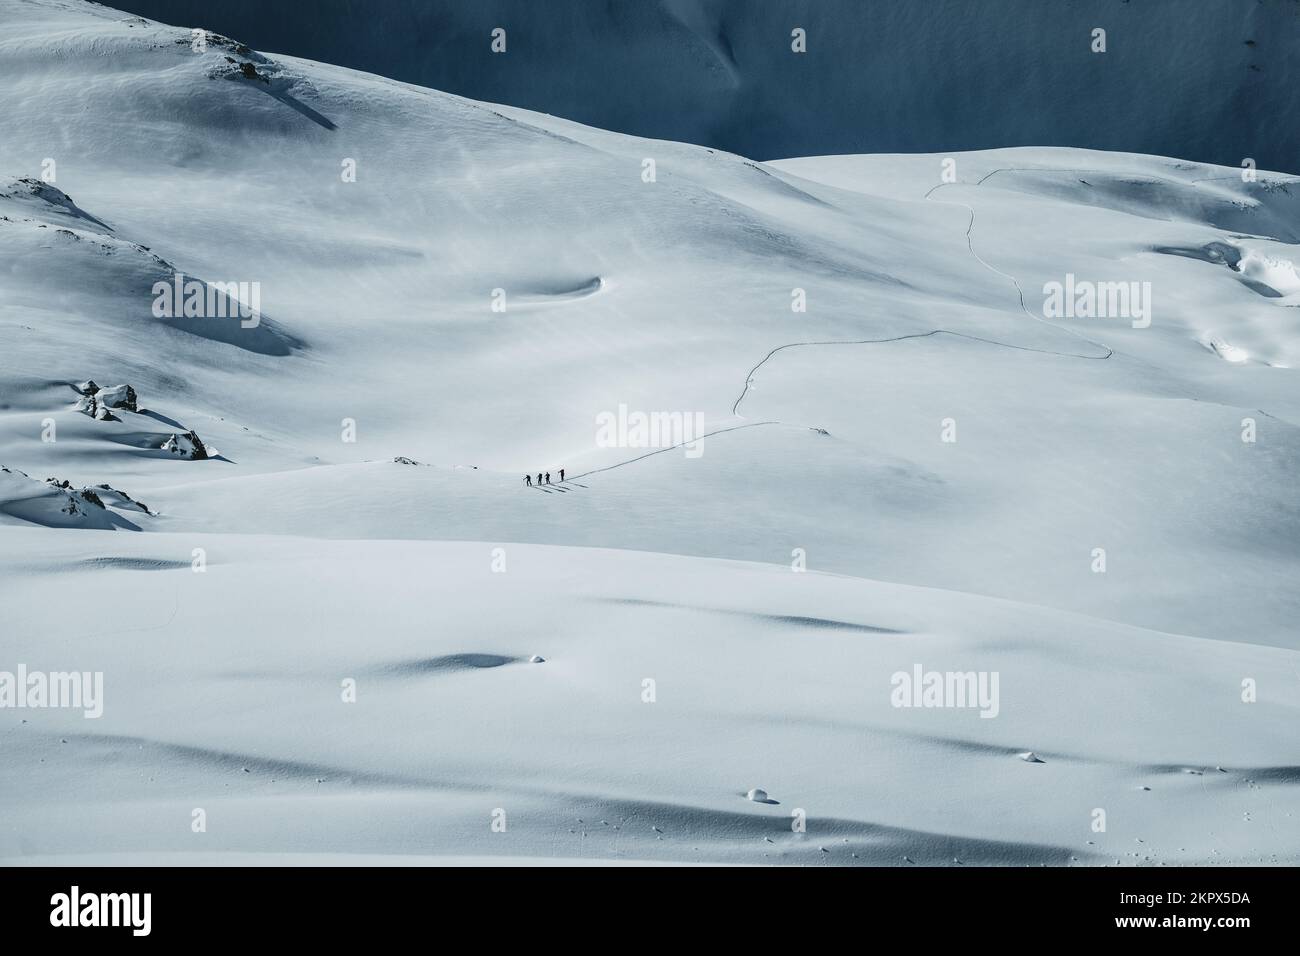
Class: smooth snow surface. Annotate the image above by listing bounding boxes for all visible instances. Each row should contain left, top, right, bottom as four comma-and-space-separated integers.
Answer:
1, 0, 1297, 866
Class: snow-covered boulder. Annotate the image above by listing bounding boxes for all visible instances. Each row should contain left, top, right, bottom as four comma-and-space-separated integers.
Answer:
160, 430, 210, 460
73, 381, 138, 419
96, 383, 138, 412
74, 393, 116, 421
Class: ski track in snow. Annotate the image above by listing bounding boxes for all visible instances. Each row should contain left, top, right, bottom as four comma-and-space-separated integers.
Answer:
572, 163, 1300, 488
924, 167, 1116, 362
561, 164, 1297, 481
730, 329, 1109, 419
4, 2, 1300, 867
568, 421, 781, 481
728, 165, 1298, 429
579, 167, 1127, 476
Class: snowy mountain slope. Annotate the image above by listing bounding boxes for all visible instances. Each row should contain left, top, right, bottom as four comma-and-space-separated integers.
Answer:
0, 1, 991, 473
3, 531, 1297, 866
111, 0, 1300, 173
1, 0, 1298, 865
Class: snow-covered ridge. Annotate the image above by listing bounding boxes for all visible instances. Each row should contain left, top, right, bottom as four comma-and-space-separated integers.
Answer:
0, 0, 1297, 866
0, 465, 150, 529
109, 0, 1300, 173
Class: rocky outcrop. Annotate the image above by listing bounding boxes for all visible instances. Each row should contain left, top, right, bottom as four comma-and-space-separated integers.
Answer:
91, 484, 152, 516
43, 477, 106, 515
161, 430, 210, 461
70, 381, 209, 461
0, 466, 152, 529
74, 380, 138, 420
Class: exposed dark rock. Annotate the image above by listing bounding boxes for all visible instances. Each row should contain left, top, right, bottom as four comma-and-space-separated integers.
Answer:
161, 430, 210, 460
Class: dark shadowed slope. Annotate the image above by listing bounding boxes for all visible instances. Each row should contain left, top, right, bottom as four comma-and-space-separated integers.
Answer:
114, 0, 1300, 172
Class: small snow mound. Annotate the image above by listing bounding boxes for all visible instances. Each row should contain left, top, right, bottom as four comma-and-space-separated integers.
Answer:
1018, 751, 1045, 763
1205, 336, 1250, 364
2, 178, 111, 232
1238, 249, 1300, 296
746, 787, 769, 802
5, 177, 77, 212
529, 654, 545, 663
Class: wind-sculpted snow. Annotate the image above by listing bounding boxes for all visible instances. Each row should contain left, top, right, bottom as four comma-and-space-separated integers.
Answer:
3, 534, 1298, 865
0, 0, 1298, 866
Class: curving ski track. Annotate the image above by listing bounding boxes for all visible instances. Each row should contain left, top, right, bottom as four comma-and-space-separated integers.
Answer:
571, 165, 1282, 479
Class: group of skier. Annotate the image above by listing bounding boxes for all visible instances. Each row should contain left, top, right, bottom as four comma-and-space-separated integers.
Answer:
525, 468, 564, 488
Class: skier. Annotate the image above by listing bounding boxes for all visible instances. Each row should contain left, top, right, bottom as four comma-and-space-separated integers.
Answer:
545, 472, 551, 485
537, 472, 543, 485
559, 468, 565, 482
525, 474, 532, 487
